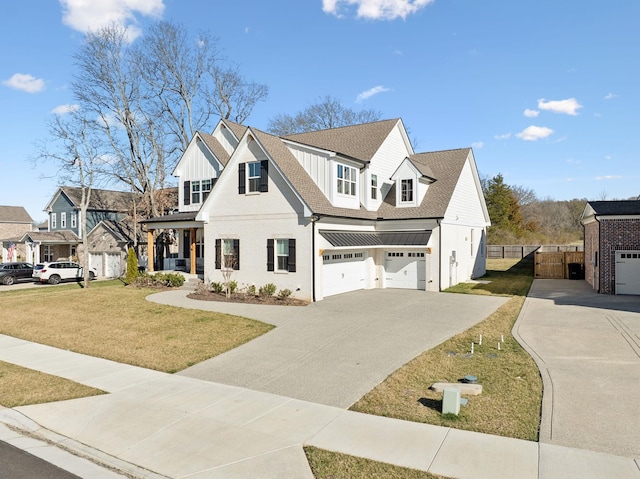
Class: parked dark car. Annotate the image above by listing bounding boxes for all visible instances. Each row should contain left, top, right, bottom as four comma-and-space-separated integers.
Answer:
0, 262, 34, 285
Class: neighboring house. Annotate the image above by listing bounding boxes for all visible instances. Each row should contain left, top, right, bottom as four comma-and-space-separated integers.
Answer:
0, 206, 34, 262
17, 187, 154, 277
144, 118, 490, 302
582, 200, 640, 295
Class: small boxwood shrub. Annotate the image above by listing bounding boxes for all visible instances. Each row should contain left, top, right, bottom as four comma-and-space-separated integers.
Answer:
259, 283, 277, 297
211, 282, 224, 293
278, 288, 293, 300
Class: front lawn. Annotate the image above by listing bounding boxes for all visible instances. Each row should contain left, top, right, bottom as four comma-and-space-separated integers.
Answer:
0, 281, 274, 373
350, 257, 542, 441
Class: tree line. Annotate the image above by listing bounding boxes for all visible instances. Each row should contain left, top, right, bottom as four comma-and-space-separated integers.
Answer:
482, 174, 589, 245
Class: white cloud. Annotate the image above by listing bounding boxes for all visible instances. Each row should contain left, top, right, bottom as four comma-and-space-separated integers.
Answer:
516, 125, 554, 141
323, 0, 434, 20
356, 85, 390, 102
60, 0, 165, 41
51, 103, 80, 115
471, 141, 484, 149
3, 73, 45, 93
494, 133, 511, 140
537, 98, 583, 116
523, 109, 539, 118
596, 175, 621, 181
604, 92, 617, 100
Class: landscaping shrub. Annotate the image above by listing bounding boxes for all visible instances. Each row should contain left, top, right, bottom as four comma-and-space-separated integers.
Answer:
277, 288, 293, 300
246, 284, 256, 296
134, 272, 184, 288
227, 280, 238, 295
259, 283, 277, 297
125, 247, 139, 285
211, 282, 224, 293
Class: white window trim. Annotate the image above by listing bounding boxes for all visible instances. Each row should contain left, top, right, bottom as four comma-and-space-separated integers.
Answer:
337, 163, 357, 197
275, 238, 289, 272
401, 178, 414, 203
61, 212, 67, 228
247, 161, 261, 193
51, 213, 57, 229
371, 174, 378, 200
71, 213, 77, 228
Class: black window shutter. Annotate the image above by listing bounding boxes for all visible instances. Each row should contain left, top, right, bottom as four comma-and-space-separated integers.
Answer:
183, 181, 191, 205
238, 163, 246, 194
233, 239, 240, 270
215, 239, 221, 269
267, 239, 274, 271
260, 160, 269, 192
288, 238, 296, 272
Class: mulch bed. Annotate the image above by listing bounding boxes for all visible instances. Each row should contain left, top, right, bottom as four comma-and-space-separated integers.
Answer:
187, 290, 309, 306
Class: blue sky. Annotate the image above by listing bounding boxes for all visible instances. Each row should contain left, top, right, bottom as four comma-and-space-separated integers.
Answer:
2, 0, 639, 222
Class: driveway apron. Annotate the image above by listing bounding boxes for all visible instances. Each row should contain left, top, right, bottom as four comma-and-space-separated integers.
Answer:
149, 288, 509, 408
514, 279, 640, 458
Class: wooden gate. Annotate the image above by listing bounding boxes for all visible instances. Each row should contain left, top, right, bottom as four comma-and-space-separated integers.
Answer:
535, 251, 585, 279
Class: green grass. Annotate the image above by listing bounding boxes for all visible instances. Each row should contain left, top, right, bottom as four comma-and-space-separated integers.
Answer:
0, 280, 274, 373
305, 447, 449, 479
350, 257, 542, 441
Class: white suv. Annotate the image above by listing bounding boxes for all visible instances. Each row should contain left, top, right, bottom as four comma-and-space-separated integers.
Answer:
33, 261, 97, 284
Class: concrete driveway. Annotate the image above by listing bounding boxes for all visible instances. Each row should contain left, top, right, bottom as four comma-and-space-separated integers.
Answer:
149, 288, 508, 408
514, 279, 640, 458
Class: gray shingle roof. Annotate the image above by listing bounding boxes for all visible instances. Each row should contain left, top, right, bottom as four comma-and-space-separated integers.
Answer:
0, 205, 33, 223
284, 119, 400, 163
586, 200, 640, 216
378, 148, 471, 219
222, 119, 248, 141
198, 132, 231, 166
59, 187, 137, 212
22, 230, 80, 243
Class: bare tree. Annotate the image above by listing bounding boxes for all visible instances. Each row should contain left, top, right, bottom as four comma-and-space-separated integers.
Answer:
267, 95, 382, 136
36, 110, 107, 288
72, 21, 269, 217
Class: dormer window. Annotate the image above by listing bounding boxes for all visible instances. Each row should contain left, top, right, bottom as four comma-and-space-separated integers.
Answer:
401, 179, 414, 202
371, 174, 378, 200
337, 164, 357, 196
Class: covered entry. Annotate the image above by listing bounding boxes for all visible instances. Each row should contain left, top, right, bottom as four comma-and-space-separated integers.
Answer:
615, 251, 640, 295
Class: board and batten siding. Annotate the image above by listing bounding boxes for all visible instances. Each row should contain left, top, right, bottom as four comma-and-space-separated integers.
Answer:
287, 144, 330, 196
179, 141, 223, 213
368, 124, 412, 204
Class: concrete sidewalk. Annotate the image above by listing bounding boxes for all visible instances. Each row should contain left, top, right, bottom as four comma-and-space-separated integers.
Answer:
1, 334, 639, 479
513, 279, 640, 459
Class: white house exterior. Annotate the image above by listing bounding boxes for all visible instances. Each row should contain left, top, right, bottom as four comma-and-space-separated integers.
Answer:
145, 118, 490, 301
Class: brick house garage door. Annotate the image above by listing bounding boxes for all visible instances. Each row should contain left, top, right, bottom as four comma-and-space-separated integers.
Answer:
615, 251, 640, 295
385, 251, 426, 289
89, 253, 103, 277
322, 251, 367, 297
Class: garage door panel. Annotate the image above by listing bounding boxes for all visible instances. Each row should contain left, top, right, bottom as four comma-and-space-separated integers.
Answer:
385, 252, 426, 290
323, 251, 367, 297
616, 251, 640, 295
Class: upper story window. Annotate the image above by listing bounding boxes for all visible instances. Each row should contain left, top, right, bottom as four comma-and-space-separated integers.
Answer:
248, 162, 261, 193
71, 213, 77, 228
238, 161, 268, 194
371, 174, 378, 200
61, 212, 67, 228
51, 213, 57, 229
401, 179, 414, 202
337, 164, 357, 196
185, 179, 214, 205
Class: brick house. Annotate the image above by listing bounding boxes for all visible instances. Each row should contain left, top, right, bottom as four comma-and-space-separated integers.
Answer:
581, 200, 640, 295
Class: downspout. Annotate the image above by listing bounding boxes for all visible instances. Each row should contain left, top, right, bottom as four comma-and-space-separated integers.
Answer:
310, 214, 320, 302
437, 219, 442, 291
594, 214, 600, 293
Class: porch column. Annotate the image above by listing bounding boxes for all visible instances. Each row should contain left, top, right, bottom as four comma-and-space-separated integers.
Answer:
147, 229, 154, 272
190, 228, 196, 274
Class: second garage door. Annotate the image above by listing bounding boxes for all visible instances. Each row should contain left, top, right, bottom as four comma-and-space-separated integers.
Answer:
385, 251, 426, 290
615, 251, 640, 295
322, 251, 367, 297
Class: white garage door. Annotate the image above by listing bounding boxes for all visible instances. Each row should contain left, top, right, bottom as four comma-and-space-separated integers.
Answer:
615, 251, 640, 295
385, 251, 426, 290
89, 253, 103, 277
322, 251, 367, 297
105, 253, 122, 278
